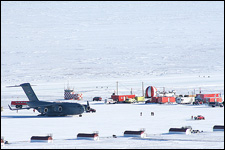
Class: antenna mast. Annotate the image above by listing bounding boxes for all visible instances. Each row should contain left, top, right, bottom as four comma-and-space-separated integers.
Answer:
116, 81, 118, 95
142, 82, 144, 97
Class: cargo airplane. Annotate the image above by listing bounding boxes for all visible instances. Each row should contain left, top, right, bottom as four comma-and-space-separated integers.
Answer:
7, 83, 90, 116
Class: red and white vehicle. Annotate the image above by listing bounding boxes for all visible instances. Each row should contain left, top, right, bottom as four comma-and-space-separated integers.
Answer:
11, 101, 29, 109
193, 115, 205, 120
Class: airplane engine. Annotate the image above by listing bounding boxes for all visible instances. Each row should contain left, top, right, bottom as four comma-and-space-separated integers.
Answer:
86, 105, 90, 111
54, 105, 63, 112
44, 107, 48, 113
58, 105, 62, 112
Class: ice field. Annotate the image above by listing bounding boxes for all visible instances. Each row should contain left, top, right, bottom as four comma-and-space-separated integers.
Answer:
1, 1, 224, 149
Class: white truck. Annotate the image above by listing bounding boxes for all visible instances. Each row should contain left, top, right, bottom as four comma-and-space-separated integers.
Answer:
105, 98, 117, 104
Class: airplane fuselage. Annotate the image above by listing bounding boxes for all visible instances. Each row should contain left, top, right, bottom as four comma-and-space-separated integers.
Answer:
27, 101, 85, 116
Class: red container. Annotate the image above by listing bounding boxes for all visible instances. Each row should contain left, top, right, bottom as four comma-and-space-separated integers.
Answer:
196, 93, 220, 99
204, 97, 222, 103
111, 95, 135, 102
158, 97, 175, 103
196, 93, 222, 103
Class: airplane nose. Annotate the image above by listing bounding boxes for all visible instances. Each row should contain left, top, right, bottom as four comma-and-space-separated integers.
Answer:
79, 104, 85, 112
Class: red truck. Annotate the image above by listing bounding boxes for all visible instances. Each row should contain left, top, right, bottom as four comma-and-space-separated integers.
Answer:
11, 101, 29, 109
194, 115, 205, 120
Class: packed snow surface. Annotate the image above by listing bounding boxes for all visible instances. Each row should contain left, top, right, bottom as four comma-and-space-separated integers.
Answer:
1, 103, 224, 149
1, 1, 224, 149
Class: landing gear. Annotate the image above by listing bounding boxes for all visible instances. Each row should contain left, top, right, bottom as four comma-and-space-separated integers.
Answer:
16, 105, 22, 109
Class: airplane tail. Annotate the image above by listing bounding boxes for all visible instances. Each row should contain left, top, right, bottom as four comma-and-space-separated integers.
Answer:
20, 83, 39, 102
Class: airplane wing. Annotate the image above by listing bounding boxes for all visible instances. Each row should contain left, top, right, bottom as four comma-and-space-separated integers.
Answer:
8, 104, 33, 111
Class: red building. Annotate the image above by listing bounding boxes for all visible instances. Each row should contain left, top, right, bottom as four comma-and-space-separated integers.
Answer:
196, 93, 222, 103
196, 93, 220, 99
111, 95, 135, 102
204, 97, 222, 103
158, 97, 176, 104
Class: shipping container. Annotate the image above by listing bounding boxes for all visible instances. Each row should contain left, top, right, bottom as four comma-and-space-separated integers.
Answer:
205, 97, 222, 103
111, 95, 135, 102
158, 97, 176, 104
196, 93, 221, 100
135, 96, 145, 102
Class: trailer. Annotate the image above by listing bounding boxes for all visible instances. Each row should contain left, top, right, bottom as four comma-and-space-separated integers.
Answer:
124, 130, 146, 138
77, 133, 99, 141
213, 125, 224, 131
169, 126, 192, 135
176, 97, 195, 104
30, 135, 53, 143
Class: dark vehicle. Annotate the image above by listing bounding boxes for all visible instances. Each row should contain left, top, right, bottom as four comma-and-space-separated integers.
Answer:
145, 100, 151, 104
191, 130, 203, 133
86, 108, 96, 113
209, 102, 223, 107
193, 100, 203, 105
93, 97, 102, 101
